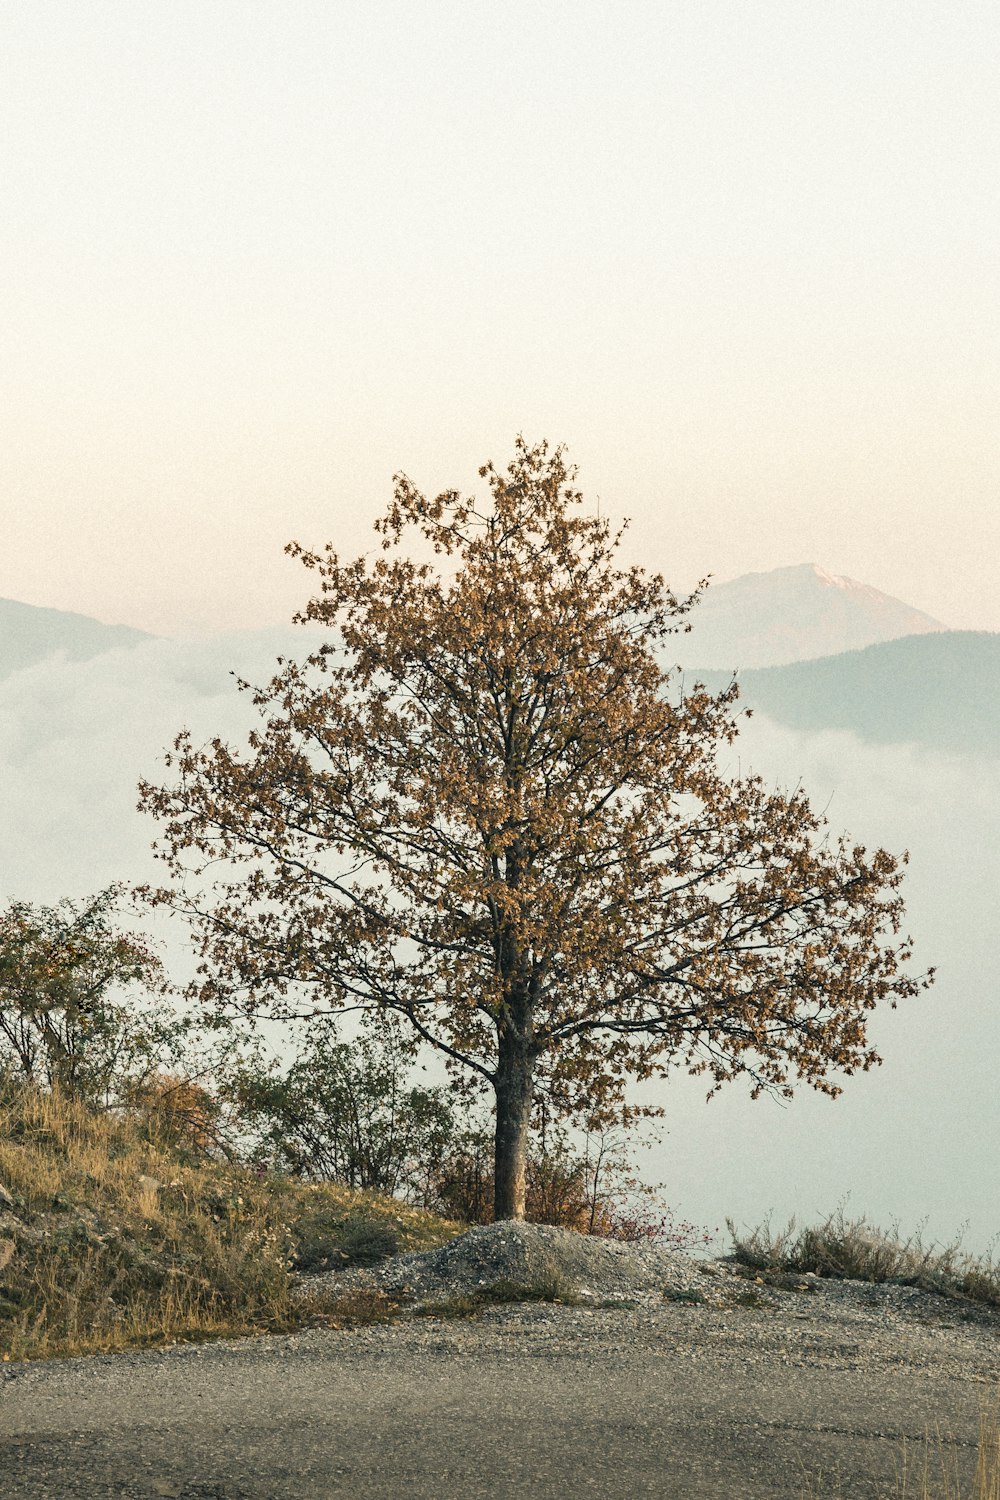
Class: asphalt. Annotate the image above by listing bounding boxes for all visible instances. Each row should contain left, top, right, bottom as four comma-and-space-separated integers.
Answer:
0, 1318, 992, 1499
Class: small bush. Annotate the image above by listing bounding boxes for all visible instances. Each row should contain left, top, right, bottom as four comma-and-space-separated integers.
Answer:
413, 1270, 581, 1320
481, 1269, 581, 1305
413, 1291, 483, 1320
291, 1210, 401, 1272
302, 1286, 404, 1329
431, 1122, 715, 1250
431, 1129, 599, 1231
662, 1286, 707, 1305
224, 1019, 455, 1199
130, 1073, 220, 1155
0, 888, 185, 1107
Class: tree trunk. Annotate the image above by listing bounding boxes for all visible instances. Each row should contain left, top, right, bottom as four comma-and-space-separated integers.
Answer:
493, 1028, 535, 1221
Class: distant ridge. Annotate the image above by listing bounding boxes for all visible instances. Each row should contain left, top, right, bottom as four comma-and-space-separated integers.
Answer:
0, 597, 154, 681
682, 563, 947, 670
696, 631, 1000, 756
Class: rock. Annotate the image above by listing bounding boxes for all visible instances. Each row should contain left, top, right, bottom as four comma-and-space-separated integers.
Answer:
0, 1215, 44, 1248
0, 1180, 15, 1210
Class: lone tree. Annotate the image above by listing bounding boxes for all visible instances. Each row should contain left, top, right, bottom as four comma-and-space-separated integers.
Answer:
140, 439, 930, 1220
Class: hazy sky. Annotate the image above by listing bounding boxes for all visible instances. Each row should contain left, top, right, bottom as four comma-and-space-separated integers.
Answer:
3, 1, 999, 636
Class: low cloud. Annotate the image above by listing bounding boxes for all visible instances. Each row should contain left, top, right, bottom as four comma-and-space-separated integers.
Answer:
0, 628, 304, 904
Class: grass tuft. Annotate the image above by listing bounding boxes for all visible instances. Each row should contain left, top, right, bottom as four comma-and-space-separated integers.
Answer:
728, 1209, 1000, 1313
480, 1270, 582, 1305
800, 1387, 1000, 1499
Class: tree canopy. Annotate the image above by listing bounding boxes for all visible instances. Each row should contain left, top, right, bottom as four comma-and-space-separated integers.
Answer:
139, 438, 931, 1219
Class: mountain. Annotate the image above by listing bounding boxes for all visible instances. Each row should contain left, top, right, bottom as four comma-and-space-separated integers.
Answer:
696, 631, 1000, 756
0, 598, 154, 681
680, 563, 947, 670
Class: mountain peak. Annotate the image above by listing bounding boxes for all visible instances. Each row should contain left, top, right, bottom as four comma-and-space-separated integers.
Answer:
682, 564, 947, 670
811, 563, 854, 590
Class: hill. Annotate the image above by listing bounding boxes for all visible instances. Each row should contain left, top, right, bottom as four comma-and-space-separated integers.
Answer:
0, 1079, 459, 1361
0, 597, 154, 681
682, 563, 947, 670
694, 631, 1000, 755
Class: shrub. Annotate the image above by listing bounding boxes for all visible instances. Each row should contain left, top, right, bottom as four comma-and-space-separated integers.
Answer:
0, 887, 186, 1108
290, 1209, 401, 1272
429, 1124, 600, 1228
224, 1018, 456, 1198
129, 1073, 221, 1155
430, 1120, 715, 1250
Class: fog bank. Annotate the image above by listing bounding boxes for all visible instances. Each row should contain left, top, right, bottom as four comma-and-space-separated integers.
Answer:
1, 638, 996, 1254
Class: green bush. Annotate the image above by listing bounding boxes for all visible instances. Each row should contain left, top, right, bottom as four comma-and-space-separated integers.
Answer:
0, 887, 186, 1108
225, 1017, 456, 1199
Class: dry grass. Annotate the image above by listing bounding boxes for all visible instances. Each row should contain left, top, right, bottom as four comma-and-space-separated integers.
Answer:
728, 1208, 1000, 1313
0, 1079, 462, 1362
413, 1266, 584, 1320
800, 1389, 1000, 1499
736, 1212, 1000, 1498
894, 1392, 1000, 1499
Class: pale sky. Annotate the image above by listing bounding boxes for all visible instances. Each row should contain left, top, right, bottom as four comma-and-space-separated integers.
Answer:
3, 0, 998, 637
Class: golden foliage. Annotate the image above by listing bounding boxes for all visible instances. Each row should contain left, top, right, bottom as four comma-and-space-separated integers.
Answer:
139, 438, 930, 1217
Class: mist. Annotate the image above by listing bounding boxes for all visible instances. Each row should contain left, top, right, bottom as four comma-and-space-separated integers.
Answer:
1, 636, 996, 1254
637, 714, 1000, 1256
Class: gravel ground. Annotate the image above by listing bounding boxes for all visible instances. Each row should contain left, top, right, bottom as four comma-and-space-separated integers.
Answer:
3, 1225, 999, 1498
303, 1220, 1000, 1342
302, 1223, 1000, 1387
301, 1219, 723, 1305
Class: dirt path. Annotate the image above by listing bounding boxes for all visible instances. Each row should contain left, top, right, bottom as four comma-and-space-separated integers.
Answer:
2, 1291, 998, 1498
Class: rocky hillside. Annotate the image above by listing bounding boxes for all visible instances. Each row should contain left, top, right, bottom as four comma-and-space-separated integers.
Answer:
0, 1080, 459, 1362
